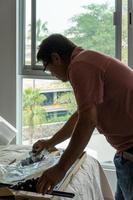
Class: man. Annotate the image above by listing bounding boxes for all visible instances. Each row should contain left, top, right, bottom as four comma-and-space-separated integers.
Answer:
32, 33, 133, 199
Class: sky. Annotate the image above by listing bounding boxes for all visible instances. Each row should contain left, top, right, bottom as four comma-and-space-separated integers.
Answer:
26, 0, 114, 33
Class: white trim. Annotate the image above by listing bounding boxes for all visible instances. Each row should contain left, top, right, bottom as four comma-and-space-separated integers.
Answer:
31, 0, 37, 67
16, 0, 24, 144
22, 67, 56, 79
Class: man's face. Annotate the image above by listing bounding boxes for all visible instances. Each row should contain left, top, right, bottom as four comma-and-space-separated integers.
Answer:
43, 53, 68, 82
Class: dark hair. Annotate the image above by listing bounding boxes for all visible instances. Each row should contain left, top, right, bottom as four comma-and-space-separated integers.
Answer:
37, 34, 76, 66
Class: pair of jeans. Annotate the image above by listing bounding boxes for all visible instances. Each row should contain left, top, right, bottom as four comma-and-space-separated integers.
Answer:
114, 148, 133, 200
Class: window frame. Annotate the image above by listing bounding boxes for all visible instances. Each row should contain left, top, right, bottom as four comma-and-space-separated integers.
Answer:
20, 0, 123, 77
114, 0, 122, 60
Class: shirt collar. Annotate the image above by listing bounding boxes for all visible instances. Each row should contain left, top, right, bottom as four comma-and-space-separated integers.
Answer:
70, 47, 84, 61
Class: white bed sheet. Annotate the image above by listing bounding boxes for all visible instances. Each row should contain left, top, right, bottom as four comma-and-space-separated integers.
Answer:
0, 145, 114, 200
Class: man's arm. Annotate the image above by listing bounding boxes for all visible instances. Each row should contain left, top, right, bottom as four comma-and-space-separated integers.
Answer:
49, 111, 78, 146
32, 111, 78, 153
57, 105, 97, 172
36, 105, 97, 194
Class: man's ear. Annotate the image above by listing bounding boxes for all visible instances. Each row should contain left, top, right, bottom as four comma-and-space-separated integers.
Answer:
51, 53, 61, 65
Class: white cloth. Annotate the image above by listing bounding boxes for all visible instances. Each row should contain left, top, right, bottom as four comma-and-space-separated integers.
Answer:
0, 145, 113, 200
0, 116, 16, 145
59, 155, 113, 200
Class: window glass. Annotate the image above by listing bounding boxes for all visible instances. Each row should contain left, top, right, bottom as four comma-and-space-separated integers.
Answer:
22, 79, 76, 144
122, 0, 128, 64
36, 0, 115, 56
25, 0, 115, 66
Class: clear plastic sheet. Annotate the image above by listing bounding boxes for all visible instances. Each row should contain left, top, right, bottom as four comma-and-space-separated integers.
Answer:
0, 149, 63, 184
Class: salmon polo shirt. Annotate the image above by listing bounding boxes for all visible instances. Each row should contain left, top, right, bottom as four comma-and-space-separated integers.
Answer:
68, 47, 133, 152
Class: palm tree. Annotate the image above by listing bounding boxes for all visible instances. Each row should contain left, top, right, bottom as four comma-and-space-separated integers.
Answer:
23, 88, 47, 143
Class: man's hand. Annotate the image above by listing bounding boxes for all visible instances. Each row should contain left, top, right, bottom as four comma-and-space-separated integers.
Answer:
36, 164, 66, 194
32, 139, 51, 155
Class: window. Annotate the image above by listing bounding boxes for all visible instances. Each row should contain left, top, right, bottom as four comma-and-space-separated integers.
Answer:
122, 0, 128, 63
23, 0, 116, 74
17, 0, 132, 165
22, 79, 76, 144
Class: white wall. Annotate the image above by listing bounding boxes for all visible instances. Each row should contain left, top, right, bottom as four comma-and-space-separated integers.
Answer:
0, 0, 16, 127
88, 130, 116, 162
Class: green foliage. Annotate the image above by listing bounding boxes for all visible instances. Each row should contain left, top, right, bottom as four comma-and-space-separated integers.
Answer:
64, 3, 115, 57
56, 92, 77, 116
46, 114, 70, 123
23, 88, 47, 126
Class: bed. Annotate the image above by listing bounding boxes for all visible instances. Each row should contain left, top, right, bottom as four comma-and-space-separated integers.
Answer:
0, 145, 114, 200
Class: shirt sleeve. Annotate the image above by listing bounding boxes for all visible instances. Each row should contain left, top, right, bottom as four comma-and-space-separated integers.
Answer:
69, 61, 104, 112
